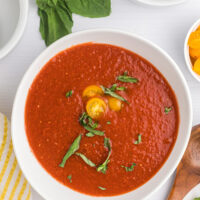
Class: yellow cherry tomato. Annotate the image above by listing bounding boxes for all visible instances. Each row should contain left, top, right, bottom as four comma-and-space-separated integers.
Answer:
83, 85, 103, 99
193, 57, 200, 75
86, 98, 107, 120
108, 97, 122, 111
189, 48, 200, 59
188, 31, 200, 49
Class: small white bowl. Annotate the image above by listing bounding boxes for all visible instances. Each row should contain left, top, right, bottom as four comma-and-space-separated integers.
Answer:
12, 29, 192, 200
0, 0, 28, 59
184, 18, 200, 82
131, 0, 187, 7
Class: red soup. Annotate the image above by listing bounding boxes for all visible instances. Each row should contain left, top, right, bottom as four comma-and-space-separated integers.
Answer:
25, 43, 179, 196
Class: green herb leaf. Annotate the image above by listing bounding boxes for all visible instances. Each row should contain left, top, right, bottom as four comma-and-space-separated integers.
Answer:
86, 132, 95, 137
84, 125, 104, 136
97, 138, 111, 174
67, 174, 72, 183
164, 107, 172, 114
88, 117, 98, 129
117, 72, 138, 83
110, 84, 117, 92
97, 152, 111, 174
134, 134, 142, 144
101, 85, 129, 103
121, 163, 136, 172
98, 186, 106, 190
79, 112, 88, 126
106, 121, 111, 125
59, 134, 82, 168
116, 87, 126, 91
76, 152, 96, 167
66, 90, 73, 97
66, 0, 111, 18
37, 0, 73, 46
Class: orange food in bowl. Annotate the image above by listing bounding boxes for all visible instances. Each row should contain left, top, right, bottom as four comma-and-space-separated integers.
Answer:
108, 97, 122, 111
188, 30, 200, 49
189, 48, 200, 59
193, 58, 200, 75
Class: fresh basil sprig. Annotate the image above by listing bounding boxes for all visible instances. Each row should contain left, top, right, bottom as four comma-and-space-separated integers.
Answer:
164, 107, 172, 114
59, 134, 82, 168
37, 0, 111, 45
98, 186, 106, 190
121, 163, 136, 172
76, 152, 96, 167
66, 90, 73, 98
117, 72, 138, 83
101, 85, 129, 103
134, 134, 142, 144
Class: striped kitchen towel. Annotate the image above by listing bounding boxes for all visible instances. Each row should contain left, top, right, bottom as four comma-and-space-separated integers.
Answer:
0, 113, 31, 200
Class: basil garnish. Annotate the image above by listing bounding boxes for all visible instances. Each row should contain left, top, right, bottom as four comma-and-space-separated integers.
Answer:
66, 90, 73, 98
101, 85, 129, 103
116, 87, 126, 91
121, 163, 136, 172
106, 121, 111, 125
59, 134, 82, 168
134, 134, 142, 144
76, 152, 96, 167
98, 186, 106, 190
67, 175, 72, 183
164, 107, 172, 114
86, 132, 95, 137
117, 72, 138, 83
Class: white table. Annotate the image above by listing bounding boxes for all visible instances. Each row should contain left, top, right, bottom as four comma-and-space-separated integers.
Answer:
0, 0, 200, 199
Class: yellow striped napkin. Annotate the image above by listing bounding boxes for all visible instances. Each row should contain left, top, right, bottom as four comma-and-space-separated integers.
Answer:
0, 113, 31, 200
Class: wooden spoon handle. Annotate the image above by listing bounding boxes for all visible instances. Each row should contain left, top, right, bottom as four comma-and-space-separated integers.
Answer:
168, 160, 200, 200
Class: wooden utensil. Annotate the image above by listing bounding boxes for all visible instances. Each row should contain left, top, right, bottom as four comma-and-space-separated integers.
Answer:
168, 125, 200, 200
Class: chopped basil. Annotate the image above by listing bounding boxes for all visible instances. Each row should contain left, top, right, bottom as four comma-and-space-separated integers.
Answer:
86, 132, 95, 137
117, 72, 138, 83
116, 86, 126, 91
134, 134, 142, 144
76, 152, 96, 167
66, 90, 73, 98
110, 84, 117, 92
98, 186, 106, 190
101, 85, 129, 103
84, 125, 104, 136
97, 138, 111, 174
67, 175, 72, 183
59, 134, 82, 168
106, 121, 111, 125
164, 107, 172, 114
88, 117, 98, 129
121, 163, 136, 172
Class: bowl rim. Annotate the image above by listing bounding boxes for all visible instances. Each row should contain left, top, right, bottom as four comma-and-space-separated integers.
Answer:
11, 29, 193, 200
184, 18, 200, 83
0, 0, 29, 60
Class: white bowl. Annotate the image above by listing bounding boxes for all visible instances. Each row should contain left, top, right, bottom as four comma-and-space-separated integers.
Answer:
0, 0, 28, 59
184, 18, 200, 82
131, 0, 187, 7
12, 29, 192, 200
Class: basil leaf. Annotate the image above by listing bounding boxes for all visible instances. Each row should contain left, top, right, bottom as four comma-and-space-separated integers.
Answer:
101, 85, 129, 103
104, 137, 111, 151
134, 134, 142, 144
106, 121, 111, 125
117, 72, 138, 83
37, 0, 73, 46
97, 151, 111, 174
98, 186, 106, 190
164, 107, 172, 114
116, 87, 126, 91
84, 125, 104, 136
121, 163, 136, 172
59, 134, 82, 168
110, 84, 117, 92
88, 117, 98, 129
67, 174, 72, 183
66, 90, 73, 97
79, 112, 88, 126
76, 152, 96, 167
86, 132, 95, 137
66, 0, 111, 18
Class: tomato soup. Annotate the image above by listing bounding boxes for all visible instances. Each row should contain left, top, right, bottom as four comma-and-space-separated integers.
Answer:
25, 43, 179, 196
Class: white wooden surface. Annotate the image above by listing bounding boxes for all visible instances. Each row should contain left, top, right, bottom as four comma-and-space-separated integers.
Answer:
0, 0, 199, 199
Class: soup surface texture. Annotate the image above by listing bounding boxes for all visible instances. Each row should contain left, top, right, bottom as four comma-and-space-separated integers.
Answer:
25, 43, 179, 196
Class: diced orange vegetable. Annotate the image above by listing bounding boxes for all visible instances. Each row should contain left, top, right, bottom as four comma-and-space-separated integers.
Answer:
108, 97, 122, 111
83, 85, 103, 99
189, 48, 200, 59
193, 57, 200, 75
86, 97, 106, 119
188, 31, 200, 49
